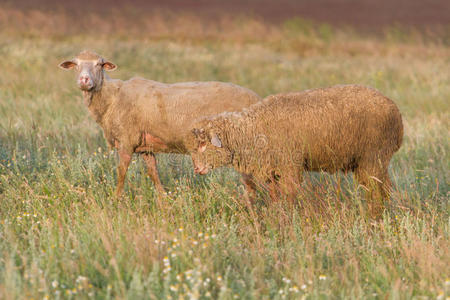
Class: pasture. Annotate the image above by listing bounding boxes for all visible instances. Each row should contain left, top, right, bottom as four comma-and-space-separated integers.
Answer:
0, 7, 449, 299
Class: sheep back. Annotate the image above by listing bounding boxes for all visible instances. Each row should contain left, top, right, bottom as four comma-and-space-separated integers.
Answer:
101, 79, 261, 153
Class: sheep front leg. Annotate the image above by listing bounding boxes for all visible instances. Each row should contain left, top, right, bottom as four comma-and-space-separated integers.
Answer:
241, 173, 257, 205
268, 179, 280, 201
115, 148, 132, 197
141, 152, 164, 194
278, 170, 302, 204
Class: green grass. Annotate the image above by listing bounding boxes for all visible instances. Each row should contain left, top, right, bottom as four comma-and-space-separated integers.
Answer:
0, 31, 449, 299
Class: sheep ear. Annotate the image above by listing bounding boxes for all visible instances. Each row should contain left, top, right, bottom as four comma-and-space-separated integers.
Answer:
59, 60, 77, 70
192, 128, 206, 138
211, 134, 222, 148
102, 61, 117, 71
192, 128, 201, 137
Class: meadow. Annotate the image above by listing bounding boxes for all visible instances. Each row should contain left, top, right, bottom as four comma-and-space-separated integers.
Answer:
0, 8, 449, 299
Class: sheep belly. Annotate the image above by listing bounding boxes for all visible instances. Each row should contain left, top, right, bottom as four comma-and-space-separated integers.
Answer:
135, 132, 168, 153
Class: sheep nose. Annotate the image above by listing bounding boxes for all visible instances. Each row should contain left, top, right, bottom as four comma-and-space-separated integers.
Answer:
79, 76, 90, 84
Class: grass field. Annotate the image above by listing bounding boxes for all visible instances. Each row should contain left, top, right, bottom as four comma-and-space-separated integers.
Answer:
0, 9, 449, 299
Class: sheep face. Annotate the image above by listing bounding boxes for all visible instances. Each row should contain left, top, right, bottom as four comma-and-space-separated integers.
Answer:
59, 51, 116, 92
189, 127, 232, 175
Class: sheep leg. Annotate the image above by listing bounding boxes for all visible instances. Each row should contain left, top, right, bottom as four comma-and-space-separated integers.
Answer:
355, 162, 391, 219
278, 170, 302, 204
376, 171, 393, 213
268, 179, 280, 201
264, 170, 280, 201
115, 148, 132, 197
141, 152, 164, 194
241, 173, 257, 205
381, 175, 393, 199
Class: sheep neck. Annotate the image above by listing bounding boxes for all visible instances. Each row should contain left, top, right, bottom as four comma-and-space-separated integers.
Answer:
213, 116, 253, 167
82, 77, 116, 124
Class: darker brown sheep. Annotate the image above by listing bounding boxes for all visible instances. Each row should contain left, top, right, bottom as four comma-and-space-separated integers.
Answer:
187, 85, 403, 216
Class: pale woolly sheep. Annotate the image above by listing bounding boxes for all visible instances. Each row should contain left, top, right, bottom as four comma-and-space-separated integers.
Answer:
59, 50, 261, 196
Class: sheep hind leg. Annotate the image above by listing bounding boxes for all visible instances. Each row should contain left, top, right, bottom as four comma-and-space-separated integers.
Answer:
265, 171, 281, 202
115, 148, 133, 197
381, 175, 393, 200
355, 163, 391, 219
141, 152, 164, 194
241, 173, 257, 205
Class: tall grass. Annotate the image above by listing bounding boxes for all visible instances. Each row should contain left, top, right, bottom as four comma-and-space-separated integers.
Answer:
0, 13, 449, 299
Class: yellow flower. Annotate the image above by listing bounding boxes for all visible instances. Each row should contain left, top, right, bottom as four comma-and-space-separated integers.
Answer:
289, 285, 299, 293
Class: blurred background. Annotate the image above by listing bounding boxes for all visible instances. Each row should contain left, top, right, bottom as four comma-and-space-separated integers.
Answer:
1, 0, 450, 39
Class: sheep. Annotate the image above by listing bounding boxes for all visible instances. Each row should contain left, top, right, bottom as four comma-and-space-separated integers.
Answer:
187, 85, 403, 216
59, 50, 261, 196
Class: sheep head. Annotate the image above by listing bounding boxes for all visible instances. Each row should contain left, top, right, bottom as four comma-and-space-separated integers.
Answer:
59, 50, 117, 92
189, 124, 231, 175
